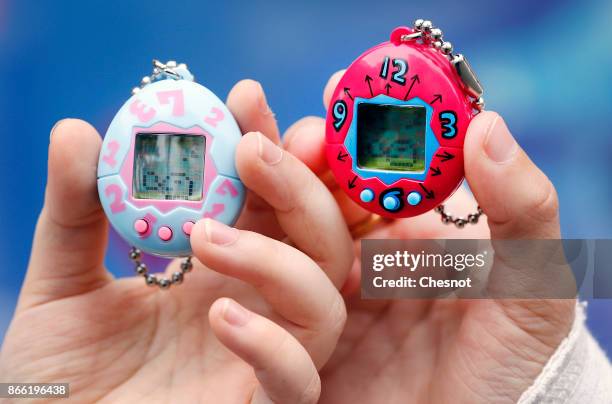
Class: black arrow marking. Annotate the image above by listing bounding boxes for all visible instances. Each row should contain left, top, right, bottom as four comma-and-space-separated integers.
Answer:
343, 87, 353, 101
385, 83, 392, 95
403, 75, 420, 100
431, 94, 443, 105
348, 175, 358, 189
430, 166, 441, 176
365, 75, 374, 97
337, 150, 349, 162
435, 151, 454, 162
419, 183, 435, 199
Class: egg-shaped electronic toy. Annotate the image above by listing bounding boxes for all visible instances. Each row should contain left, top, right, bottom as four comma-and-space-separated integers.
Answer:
326, 21, 484, 221
97, 60, 245, 288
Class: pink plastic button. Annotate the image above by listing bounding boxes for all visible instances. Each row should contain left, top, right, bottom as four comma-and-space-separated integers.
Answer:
158, 226, 173, 241
133, 219, 149, 234
182, 221, 195, 236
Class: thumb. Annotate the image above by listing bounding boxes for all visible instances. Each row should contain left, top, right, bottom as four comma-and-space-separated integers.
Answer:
464, 111, 560, 239
465, 112, 574, 350
19, 119, 112, 311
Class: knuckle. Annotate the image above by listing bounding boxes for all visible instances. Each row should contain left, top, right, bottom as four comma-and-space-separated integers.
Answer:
325, 294, 348, 337
529, 179, 559, 223
280, 164, 316, 216
298, 371, 321, 404
295, 167, 318, 205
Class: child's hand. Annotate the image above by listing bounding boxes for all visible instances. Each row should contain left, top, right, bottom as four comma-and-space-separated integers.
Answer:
281, 71, 575, 404
0, 80, 353, 404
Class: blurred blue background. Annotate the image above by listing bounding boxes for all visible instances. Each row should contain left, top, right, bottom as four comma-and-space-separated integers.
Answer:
0, 0, 610, 353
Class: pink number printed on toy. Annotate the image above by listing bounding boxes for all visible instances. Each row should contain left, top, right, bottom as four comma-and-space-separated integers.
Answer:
216, 179, 239, 198
102, 140, 120, 168
204, 203, 225, 218
129, 99, 156, 122
204, 107, 224, 127
157, 90, 185, 116
105, 184, 126, 213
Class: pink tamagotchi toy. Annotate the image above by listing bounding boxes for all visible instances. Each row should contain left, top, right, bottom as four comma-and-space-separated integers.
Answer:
326, 20, 485, 224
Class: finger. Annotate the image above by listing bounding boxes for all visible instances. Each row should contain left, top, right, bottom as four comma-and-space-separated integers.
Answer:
226, 79, 283, 237
464, 111, 560, 239
464, 111, 574, 341
191, 219, 345, 344
291, 69, 374, 228
283, 117, 328, 176
20, 119, 111, 310
209, 298, 321, 404
283, 116, 371, 227
236, 132, 354, 288
323, 69, 345, 109
227, 79, 280, 144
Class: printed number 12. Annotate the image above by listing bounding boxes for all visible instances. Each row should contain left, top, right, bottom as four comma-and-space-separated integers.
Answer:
380, 57, 408, 85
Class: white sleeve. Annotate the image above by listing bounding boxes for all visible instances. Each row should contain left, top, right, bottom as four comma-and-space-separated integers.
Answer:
518, 302, 612, 403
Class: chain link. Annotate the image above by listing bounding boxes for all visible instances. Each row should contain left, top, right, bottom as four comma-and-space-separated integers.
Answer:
435, 205, 484, 228
131, 59, 194, 95
403, 19, 485, 227
402, 19, 485, 111
129, 247, 193, 290
127, 59, 197, 289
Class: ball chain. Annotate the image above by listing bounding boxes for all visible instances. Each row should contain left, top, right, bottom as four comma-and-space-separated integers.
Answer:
127, 59, 196, 289
404, 19, 486, 228
129, 247, 193, 290
435, 205, 484, 229
403, 19, 485, 111
131, 60, 190, 95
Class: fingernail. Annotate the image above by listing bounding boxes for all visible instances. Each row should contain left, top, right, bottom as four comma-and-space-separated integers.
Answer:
202, 218, 239, 246
49, 118, 71, 141
222, 299, 250, 327
483, 115, 518, 163
257, 132, 283, 165
257, 84, 275, 117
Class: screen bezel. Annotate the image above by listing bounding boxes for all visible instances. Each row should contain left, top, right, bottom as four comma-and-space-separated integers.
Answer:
131, 132, 206, 202
355, 103, 426, 174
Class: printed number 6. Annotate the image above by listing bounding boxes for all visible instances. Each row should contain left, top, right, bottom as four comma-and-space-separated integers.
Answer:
332, 100, 347, 131
439, 111, 457, 139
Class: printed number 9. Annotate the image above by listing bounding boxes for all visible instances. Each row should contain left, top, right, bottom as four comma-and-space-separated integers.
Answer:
439, 111, 457, 138
332, 100, 347, 131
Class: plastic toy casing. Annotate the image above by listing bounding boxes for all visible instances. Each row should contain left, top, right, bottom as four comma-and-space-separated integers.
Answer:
97, 79, 245, 257
325, 27, 475, 218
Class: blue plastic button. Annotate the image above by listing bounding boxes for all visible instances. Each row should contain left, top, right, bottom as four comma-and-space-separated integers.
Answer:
407, 191, 422, 206
383, 194, 401, 211
360, 188, 375, 203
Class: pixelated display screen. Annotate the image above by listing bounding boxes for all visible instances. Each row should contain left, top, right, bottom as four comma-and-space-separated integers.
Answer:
357, 104, 426, 172
133, 133, 205, 201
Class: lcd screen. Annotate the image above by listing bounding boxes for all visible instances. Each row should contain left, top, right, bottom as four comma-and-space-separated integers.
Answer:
133, 133, 205, 201
357, 104, 426, 172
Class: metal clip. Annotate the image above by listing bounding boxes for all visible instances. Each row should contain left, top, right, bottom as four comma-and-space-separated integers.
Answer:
451, 54, 483, 99
132, 60, 194, 95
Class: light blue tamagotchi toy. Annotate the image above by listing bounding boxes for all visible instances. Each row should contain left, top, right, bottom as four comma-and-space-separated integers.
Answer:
97, 60, 245, 289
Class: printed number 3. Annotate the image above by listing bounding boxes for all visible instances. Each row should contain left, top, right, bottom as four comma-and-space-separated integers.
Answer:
129, 100, 156, 122
439, 111, 457, 139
